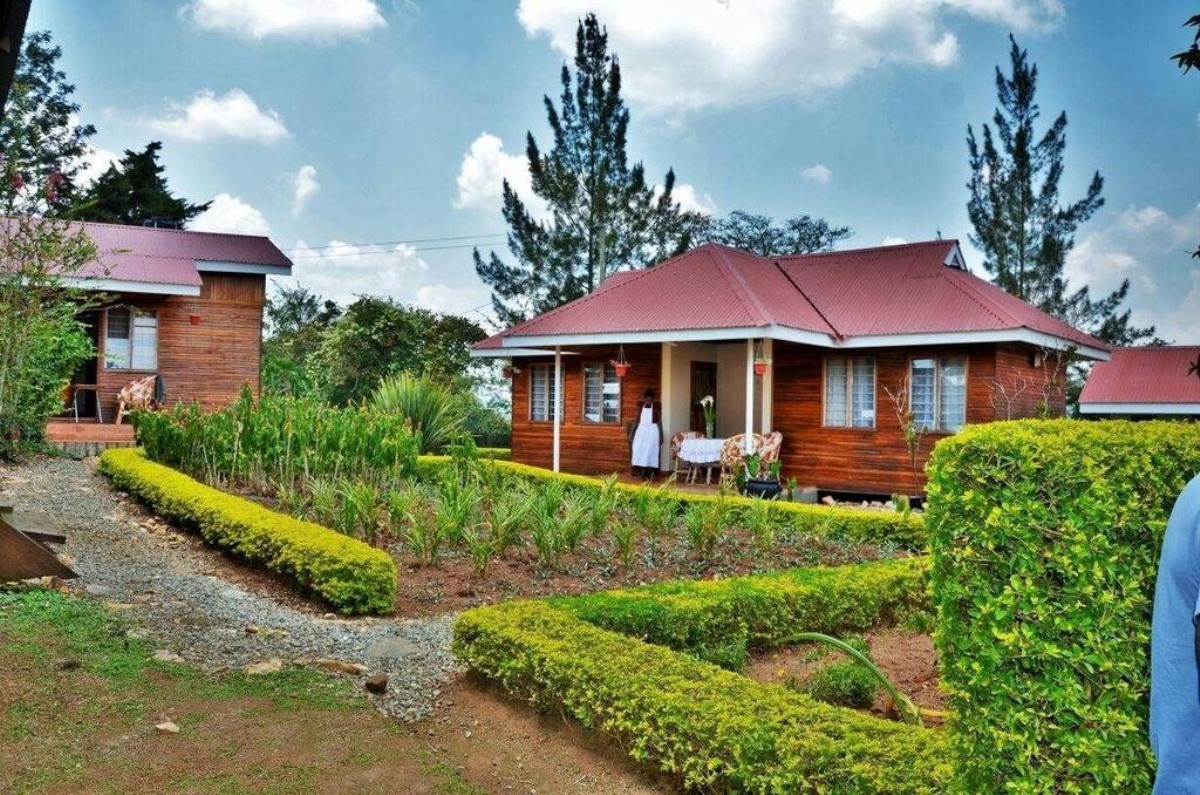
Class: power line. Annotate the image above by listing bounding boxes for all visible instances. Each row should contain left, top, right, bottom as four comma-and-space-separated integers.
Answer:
284, 232, 506, 255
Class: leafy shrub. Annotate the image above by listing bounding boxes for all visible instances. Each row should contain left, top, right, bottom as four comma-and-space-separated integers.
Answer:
371, 372, 465, 454
98, 448, 396, 615
556, 557, 928, 668
454, 599, 950, 793
926, 419, 1200, 793
612, 517, 638, 568
797, 658, 878, 709
682, 500, 725, 559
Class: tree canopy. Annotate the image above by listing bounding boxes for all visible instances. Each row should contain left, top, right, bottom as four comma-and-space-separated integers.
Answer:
967, 36, 1152, 346
700, 211, 851, 257
474, 14, 703, 327
71, 141, 209, 227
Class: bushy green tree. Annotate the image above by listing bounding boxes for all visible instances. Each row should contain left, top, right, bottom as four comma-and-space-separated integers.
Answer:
701, 211, 851, 257
71, 141, 209, 227
262, 284, 342, 397
0, 31, 95, 215
474, 14, 702, 326
967, 36, 1152, 346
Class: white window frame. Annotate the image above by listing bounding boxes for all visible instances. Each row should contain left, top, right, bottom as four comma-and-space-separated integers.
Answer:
823, 356, 876, 429
581, 362, 621, 424
909, 356, 968, 432
528, 364, 560, 422
104, 308, 159, 371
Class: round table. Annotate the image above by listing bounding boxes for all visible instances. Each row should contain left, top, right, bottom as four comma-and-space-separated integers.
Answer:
679, 437, 726, 484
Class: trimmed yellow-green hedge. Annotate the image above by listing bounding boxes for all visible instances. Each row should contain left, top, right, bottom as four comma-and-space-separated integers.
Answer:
557, 557, 928, 667
927, 419, 1200, 793
454, 597, 950, 793
416, 456, 926, 550
98, 448, 396, 615
474, 447, 511, 460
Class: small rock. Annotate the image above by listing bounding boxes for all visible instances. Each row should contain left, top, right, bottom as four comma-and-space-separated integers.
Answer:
314, 658, 369, 676
155, 721, 180, 734
869, 500, 883, 508
84, 583, 111, 597
366, 636, 418, 660
820, 495, 836, 506
152, 649, 185, 664
244, 658, 283, 676
53, 658, 82, 671
364, 673, 389, 694
244, 624, 260, 634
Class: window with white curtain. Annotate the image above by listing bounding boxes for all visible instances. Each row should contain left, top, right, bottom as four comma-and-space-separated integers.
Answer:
910, 356, 967, 432
824, 356, 875, 428
529, 364, 560, 422
105, 308, 158, 370
582, 362, 620, 423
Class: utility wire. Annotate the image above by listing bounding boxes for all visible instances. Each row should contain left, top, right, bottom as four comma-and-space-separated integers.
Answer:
284, 232, 506, 256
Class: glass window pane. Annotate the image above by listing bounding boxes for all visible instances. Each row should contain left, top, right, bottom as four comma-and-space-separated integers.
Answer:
583, 364, 602, 422
105, 309, 131, 369
939, 357, 967, 431
825, 358, 848, 426
851, 357, 875, 428
601, 364, 620, 423
530, 366, 547, 421
910, 359, 936, 430
131, 314, 157, 370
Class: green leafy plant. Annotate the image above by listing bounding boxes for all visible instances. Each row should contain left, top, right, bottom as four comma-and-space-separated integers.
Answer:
682, 501, 725, 560
461, 520, 493, 576
786, 633, 919, 724
435, 471, 479, 546
560, 490, 593, 552
612, 518, 638, 568
372, 372, 465, 454
307, 477, 340, 529
529, 480, 566, 568
591, 473, 620, 537
744, 496, 773, 553
339, 479, 382, 542
487, 485, 529, 557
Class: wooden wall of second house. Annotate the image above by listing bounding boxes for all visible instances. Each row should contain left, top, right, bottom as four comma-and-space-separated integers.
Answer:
510, 343, 661, 474
93, 273, 266, 421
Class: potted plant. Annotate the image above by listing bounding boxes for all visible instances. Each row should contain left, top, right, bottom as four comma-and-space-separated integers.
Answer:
611, 345, 630, 378
741, 453, 782, 499
699, 394, 716, 438
753, 357, 771, 376
189, 313, 203, 326
501, 364, 520, 379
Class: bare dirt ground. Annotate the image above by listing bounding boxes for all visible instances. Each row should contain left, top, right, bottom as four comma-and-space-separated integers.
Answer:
745, 629, 948, 726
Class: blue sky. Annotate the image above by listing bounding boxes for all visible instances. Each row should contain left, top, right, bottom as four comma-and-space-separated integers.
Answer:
33, 1, 1200, 341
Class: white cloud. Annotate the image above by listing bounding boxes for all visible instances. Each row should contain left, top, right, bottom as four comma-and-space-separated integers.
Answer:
286, 239, 491, 316
190, 193, 272, 236
454, 133, 548, 218
654, 182, 716, 215
1066, 204, 1200, 343
291, 164, 319, 216
145, 89, 288, 143
76, 145, 121, 187
183, 0, 386, 42
801, 164, 832, 186
882, 236, 908, 245
516, 0, 1064, 116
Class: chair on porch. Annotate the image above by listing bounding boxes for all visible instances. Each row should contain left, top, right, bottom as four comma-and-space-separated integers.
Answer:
719, 433, 763, 487
670, 431, 703, 481
758, 431, 783, 466
115, 374, 162, 425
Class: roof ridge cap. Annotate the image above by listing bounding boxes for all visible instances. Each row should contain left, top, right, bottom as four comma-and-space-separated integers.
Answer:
779, 239, 957, 261
771, 259, 842, 338
710, 246, 772, 327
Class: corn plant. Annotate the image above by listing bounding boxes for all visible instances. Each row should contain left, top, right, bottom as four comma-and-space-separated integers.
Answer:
612, 517, 639, 568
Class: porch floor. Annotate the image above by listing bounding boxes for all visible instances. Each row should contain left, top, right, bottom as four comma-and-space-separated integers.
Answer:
46, 419, 135, 456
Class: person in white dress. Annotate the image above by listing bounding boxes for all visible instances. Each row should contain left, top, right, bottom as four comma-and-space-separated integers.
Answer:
630, 388, 663, 479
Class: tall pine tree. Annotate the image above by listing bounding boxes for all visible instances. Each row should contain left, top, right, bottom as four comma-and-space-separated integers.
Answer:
71, 141, 209, 227
967, 36, 1153, 346
474, 14, 701, 326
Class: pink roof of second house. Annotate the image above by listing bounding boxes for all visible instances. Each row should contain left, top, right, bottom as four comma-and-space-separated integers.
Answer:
474, 240, 1109, 357
1079, 346, 1200, 412
57, 220, 292, 295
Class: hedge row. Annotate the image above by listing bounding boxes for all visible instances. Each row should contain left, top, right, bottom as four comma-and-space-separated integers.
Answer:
98, 448, 396, 615
474, 447, 510, 460
454, 598, 950, 793
556, 557, 929, 668
927, 419, 1200, 793
417, 456, 927, 551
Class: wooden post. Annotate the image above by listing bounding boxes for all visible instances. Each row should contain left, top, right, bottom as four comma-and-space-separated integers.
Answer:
552, 346, 562, 473
744, 339, 754, 453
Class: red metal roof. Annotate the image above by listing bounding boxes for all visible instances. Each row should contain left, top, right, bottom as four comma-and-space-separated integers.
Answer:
477, 240, 1108, 354
1080, 346, 1200, 406
40, 220, 291, 288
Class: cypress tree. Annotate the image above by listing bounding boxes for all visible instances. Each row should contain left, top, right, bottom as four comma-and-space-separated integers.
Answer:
474, 14, 701, 326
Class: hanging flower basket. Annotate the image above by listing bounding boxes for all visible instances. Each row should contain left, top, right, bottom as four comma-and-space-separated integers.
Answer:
753, 359, 770, 376
612, 345, 631, 378
502, 364, 520, 379
189, 314, 203, 326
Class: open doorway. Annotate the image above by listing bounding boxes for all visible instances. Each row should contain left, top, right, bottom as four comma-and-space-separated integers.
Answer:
66, 311, 100, 418
689, 361, 717, 433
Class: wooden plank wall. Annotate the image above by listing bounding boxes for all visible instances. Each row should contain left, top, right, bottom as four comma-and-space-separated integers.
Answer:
992, 342, 1068, 419
510, 343, 661, 475
91, 273, 265, 421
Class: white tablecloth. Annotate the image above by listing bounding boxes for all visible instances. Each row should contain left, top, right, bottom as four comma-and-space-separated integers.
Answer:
679, 437, 726, 465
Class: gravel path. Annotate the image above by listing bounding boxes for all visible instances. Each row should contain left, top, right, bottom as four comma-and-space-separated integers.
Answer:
0, 456, 458, 721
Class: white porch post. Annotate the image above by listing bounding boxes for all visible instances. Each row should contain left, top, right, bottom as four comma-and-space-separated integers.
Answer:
761, 338, 773, 433
659, 342, 673, 471
744, 339, 755, 453
553, 346, 562, 473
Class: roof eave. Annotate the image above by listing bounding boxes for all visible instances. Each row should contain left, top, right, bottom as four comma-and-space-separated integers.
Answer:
63, 277, 201, 297
1079, 402, 1200, 415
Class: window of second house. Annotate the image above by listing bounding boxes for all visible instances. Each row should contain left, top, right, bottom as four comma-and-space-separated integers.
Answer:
824, 356, 875, 428
105, 308, 158, 370
910, 356, 967, 432
582, 362, 620, 423
529, 364, 560, 422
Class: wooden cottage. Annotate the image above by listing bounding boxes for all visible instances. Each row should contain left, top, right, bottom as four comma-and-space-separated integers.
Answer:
473, 240, 1110, 496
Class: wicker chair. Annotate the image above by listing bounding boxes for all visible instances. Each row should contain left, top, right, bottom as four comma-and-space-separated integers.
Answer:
758, 431, 783, 465
115, 375, 158, 425
670, 431, 703, 481
719, 433, 763, 486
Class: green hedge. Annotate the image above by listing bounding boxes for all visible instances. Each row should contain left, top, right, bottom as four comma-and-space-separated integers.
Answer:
98, 448, 396, 615
416, 456, 926, 551
557, 557, 928, 668
474, 447, 510, 460
926, 419, 1200, 793
454, 599, 950, 793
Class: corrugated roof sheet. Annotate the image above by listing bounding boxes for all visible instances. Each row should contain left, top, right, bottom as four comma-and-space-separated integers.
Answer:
476, 240, 1108, 352
1080, 346, 1200, 405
